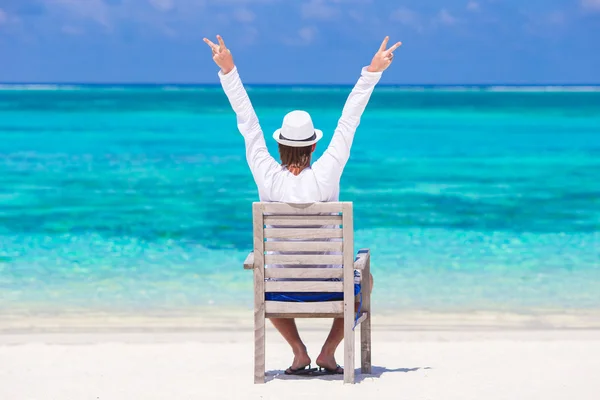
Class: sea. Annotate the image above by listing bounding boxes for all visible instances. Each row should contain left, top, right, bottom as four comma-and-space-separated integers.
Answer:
0, 84, 599, 317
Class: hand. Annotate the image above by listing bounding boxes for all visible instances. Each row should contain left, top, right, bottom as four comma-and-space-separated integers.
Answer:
203, 35, 235, 75
367, 36, 402, 73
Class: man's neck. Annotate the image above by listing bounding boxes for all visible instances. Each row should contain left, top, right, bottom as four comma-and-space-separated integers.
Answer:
287, 165, 309, 176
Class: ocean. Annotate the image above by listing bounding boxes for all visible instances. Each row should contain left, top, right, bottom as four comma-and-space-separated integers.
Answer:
0, 84, 599, 316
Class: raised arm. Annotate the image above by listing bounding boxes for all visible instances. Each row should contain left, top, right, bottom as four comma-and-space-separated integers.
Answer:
203, 35, 279, 194
313, 37, 401, 182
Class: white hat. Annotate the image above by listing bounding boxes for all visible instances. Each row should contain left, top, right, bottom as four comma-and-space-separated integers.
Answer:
272, 110, 323, 147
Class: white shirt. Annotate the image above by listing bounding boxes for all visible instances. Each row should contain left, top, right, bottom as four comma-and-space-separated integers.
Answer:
219, 66, 382, 202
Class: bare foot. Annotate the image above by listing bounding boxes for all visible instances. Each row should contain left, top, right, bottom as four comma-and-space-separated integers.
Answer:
316, 352, 343, 373
288, 348, 311, 371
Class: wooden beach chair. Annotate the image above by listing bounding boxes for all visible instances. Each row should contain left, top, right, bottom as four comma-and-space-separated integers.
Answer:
243, 202, 372, 384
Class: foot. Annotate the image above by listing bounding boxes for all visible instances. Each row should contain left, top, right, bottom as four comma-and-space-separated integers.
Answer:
316, 352, 343, 373
286, 350, 311, 373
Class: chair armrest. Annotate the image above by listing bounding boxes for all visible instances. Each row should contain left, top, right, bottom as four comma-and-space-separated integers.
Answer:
243, 251, 254, 270
354, 248, 370, 270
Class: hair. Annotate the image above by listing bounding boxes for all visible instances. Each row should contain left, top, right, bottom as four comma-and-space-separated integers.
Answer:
278, 144, 313, 170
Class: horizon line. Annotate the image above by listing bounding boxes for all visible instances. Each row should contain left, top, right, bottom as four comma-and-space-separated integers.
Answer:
1, 82, 600, 87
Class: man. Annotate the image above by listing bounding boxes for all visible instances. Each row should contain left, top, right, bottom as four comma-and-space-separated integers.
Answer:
203, 34, 401, 375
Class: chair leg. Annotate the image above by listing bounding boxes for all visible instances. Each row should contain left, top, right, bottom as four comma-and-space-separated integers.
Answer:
361, 314, 372, 374
344, 313, 355, 384
254, 312, 265, 383
254, 266, 265, 384
361, 255, 372, 374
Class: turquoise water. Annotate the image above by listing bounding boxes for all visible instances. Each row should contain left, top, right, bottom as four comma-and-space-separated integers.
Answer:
0, 85, 599, 314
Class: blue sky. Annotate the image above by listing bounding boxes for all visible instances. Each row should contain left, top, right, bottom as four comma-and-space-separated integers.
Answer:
0, 0, 599, 84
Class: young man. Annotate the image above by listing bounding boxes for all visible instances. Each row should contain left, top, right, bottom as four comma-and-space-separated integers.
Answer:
203, 34, 401, 375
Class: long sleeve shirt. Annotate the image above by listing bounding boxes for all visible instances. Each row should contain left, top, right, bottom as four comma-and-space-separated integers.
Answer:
218, 66, 382, 203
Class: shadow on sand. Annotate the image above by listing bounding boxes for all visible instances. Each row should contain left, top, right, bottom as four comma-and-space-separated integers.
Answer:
265, 365, 430, 383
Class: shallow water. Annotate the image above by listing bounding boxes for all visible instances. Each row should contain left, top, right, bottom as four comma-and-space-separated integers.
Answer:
1, 85, 599, 313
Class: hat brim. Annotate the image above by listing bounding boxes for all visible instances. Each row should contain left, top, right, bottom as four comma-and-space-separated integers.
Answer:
272, 129, 323, 147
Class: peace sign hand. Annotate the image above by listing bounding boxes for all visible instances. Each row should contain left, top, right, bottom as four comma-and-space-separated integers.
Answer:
203, 35, 235, 75
367, 36, 402, 73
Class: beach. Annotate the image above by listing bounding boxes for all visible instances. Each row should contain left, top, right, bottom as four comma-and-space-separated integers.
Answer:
2, 316, 600, 399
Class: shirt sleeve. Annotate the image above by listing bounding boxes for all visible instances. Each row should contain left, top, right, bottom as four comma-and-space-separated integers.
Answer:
313, 67, 382, 189
218, 67, 280, 195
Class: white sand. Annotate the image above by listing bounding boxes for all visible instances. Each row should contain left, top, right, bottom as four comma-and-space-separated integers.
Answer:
1, 319, 600, 400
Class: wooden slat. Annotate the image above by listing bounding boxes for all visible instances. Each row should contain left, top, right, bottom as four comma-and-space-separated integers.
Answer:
266, 313, 344, 319
262, 202, 347, 215
265, 301, 343, 314
264, 215, 342, 226
252, 203, 265, 384
264, 241, 343, 252
265, 268, 343, 279
265, 254, 343, 265
264, 228, 342, 239
342, 202, 355, 384
265, 281, 343, 293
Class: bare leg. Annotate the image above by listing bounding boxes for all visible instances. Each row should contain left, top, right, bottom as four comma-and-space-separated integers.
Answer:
315, 318, 344, 371
316, 273, 374, 371
269, 318, 311, 370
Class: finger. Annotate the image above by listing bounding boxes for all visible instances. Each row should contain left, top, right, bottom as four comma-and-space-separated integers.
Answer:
217, 35, 227, 50
203, 38, 218, 51
203, 38, 216, 48
379, 36, 389, 52
386, 41, 402, 54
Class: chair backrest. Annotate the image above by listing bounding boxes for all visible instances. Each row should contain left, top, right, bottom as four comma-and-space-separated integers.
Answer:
252, 202, 354, 317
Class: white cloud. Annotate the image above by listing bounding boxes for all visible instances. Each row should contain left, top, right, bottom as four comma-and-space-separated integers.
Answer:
581, 0, 600, 11
392, 7, 459, 32
149, 0, 175, 12
158, 23, 178, 37
436, 9, 458, 25
347, 9, 363, 23
466, 1, 479, 12
0, 7, 22, 26
239, 26, 259, 45
50, 0, 111, 28
233, 8, 256, 23
302, 0, 338, 20
390, 7, 422, 31
44, 0, 208, 34
282, 26, 318, 46
298, 26, 317, 43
